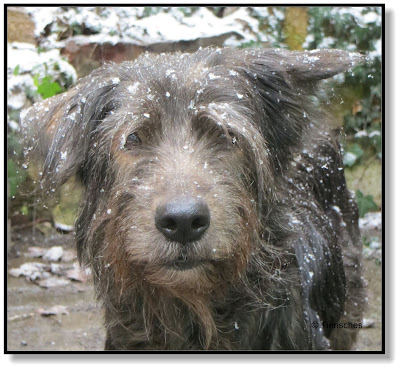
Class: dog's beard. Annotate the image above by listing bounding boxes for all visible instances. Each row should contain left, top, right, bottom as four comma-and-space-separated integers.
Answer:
114, 235, 253, 294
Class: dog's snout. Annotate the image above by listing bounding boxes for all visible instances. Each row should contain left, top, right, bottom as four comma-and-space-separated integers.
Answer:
155, 197, 210, 245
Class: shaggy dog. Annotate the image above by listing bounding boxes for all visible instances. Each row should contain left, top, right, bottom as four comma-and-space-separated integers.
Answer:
22, 47, 365, 350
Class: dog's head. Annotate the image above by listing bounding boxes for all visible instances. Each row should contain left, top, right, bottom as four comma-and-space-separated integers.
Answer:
21, 48, 362, 291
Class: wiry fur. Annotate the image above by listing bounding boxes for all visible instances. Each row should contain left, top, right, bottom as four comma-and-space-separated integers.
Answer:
21, 48, 365, 350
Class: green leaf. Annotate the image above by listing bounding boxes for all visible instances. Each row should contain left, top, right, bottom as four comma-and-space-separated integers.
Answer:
34, 75, 62, 99
21, 205, 29, 216
356, 190, 378, 218
13, 65, 20, 76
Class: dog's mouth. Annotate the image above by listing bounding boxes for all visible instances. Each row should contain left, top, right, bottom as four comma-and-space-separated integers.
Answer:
165, 255, 208, 271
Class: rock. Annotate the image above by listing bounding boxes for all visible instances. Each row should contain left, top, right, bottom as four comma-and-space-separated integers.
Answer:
37, 277, 70, 288
43, 246, 64, 262
24, 246, 47, 258
65, 263, 88, 283
37, 305, 69, 316
359, 212, 382, 233
8, 313, 35, 322
49, 263, 63, 276
61, 249, 77, 263
54, 222, 75, 234
362, 318, 375, 328
9, 262, 51, 280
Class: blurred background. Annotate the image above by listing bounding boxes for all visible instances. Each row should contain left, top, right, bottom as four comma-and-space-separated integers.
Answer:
6, 6, 382, 351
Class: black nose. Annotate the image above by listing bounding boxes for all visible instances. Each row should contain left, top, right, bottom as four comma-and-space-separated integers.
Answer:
155, 196, 210, 245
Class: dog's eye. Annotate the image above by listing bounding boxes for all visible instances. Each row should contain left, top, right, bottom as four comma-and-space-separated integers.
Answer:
125, 133, 142, 149
219, 131, 238, 146
230, 133, 238, 145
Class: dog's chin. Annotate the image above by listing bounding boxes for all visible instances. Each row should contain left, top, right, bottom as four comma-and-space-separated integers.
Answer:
137, 259, 217, 292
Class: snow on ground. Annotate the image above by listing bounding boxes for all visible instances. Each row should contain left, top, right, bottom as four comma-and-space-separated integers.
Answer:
24, 7, 266, 48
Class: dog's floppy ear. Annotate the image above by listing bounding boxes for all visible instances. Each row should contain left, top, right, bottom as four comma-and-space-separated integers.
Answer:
240, 49, 364, 168
252, 48, 365, 81
21, 68, 119, 191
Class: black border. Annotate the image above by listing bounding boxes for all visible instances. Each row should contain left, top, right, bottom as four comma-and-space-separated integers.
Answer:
4, 3, 385, 355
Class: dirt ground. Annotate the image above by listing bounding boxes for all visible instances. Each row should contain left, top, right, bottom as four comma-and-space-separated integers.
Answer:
6, 227, 382, 352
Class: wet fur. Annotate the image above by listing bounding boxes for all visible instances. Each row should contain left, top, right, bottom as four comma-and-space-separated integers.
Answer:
22, 48, 365, 350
